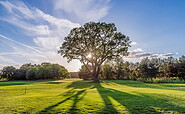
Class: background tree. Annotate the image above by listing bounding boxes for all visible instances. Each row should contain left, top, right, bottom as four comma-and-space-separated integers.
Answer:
78, 65, 92, 80
14, 68, 27, 80
113, 58, 125, 80
58, 22, 131, 81
0, 71, 2, 79
1, 63, 69, 80
26, 67, 38, 80
51, 64, 70, 79
2, 66, 16, 80
138, 58, 162, 79
159, 57, 178, 78
101, 64, 114, 79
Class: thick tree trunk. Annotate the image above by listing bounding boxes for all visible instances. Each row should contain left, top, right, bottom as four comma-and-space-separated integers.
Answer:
93, 76, 99, 82
92, 66, 101, 82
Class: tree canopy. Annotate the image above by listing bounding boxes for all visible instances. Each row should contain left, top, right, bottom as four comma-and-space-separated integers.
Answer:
58, 22, 131, 81
1, 62, 69, 80
78, 56, 185, 82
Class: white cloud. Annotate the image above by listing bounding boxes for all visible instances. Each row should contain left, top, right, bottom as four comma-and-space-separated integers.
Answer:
0, 0, 111, 71
163, 53, 173, 57
0, 0, 175, 71
54, 0, 111, 23
130, 41, 137, 46
0, 0, 40, 19
0, 1, 82, 71
0, 55, 19, 65
0, 34, 48, 66
128, 48, 174, 59
33, 37, 60, 50
0, 34, 46, 55
132, 48, 144, 52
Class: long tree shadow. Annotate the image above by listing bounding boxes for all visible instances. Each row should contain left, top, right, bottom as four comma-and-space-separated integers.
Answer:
38, 80, 93, 113
108, 80, 185, 92
69, 89, 87, 113
39, 80, 91, 113
66, 80, 94, 89
94, 82, 119, 114
39, 80, 185, 113
39, 89, 86, 113
95, 82, 185, 114
43, 81, 63, 85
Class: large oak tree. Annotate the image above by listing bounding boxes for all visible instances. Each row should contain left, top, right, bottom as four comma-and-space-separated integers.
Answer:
58, 22, 131, 81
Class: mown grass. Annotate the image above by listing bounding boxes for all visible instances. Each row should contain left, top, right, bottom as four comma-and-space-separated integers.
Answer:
136, 77, 185, 83
0, 79, 185, 114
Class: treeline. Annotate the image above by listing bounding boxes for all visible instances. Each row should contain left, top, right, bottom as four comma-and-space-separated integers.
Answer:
0, 62, 69, 80
79, 56, 185, 82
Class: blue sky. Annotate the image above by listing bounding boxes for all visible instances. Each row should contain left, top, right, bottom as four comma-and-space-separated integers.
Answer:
0, 0, 185, 71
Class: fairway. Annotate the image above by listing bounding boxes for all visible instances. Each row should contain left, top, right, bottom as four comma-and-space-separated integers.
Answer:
0, 80, 185, 114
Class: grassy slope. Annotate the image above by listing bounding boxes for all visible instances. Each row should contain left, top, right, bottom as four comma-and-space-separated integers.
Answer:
0, 80, 185, 114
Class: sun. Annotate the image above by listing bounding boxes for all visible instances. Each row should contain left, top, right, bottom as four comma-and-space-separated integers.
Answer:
87, 53, 92, 58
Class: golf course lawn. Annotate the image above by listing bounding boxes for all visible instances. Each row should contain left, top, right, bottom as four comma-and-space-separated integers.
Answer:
0, 79, 185, 114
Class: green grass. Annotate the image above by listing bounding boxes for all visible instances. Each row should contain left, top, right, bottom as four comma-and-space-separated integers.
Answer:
0, 80, 185, 114
136, 77, 185, 83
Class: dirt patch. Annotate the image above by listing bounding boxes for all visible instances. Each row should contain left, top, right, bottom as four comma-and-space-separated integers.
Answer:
170, 87, 185, 89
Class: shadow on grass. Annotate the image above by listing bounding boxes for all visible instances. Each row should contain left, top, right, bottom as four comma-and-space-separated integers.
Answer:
94, 82, 185, 114
43, 81, 63, 84
0, 82, 28, 86
94, 83, 119, 113
39, 89, 87, 113
38, 80, 185, 113
66, 80, 94, 89
108, 80, 185, 92
39, 80, 91, 113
